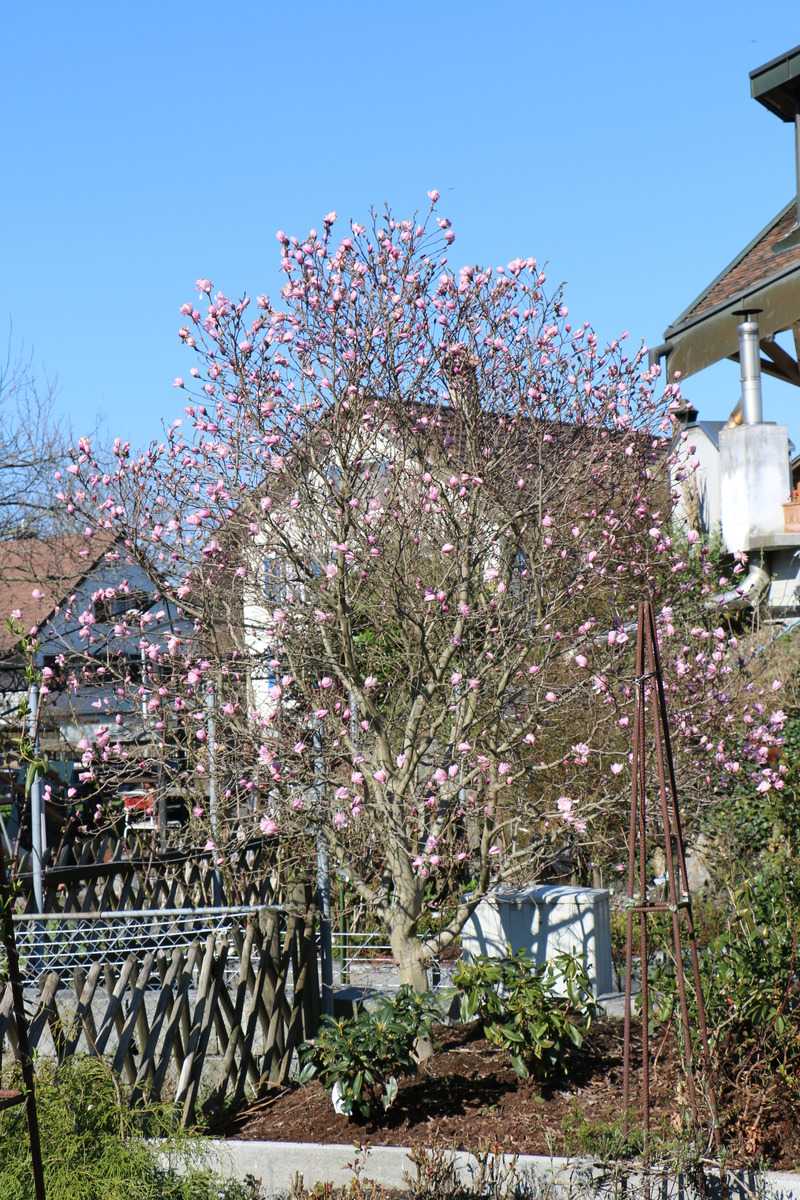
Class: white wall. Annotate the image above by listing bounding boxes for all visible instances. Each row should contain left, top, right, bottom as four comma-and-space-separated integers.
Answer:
719, 424, 792, 553
671, 426, 721, 537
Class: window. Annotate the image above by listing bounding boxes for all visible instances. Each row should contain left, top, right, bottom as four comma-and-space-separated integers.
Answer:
263, 558, 287, 605
93, 590, 152, 624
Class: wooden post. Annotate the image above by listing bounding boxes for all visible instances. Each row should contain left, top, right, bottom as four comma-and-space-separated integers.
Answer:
0, 836, 47, 1199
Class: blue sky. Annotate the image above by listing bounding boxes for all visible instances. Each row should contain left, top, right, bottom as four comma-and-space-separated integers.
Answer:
3, 1, 800, 446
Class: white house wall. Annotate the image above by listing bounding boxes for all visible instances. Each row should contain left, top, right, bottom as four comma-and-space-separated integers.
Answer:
766, 547, 800, 611
671, 426, 722, 538
719, 424, 792, 554
242, 428, 403, 721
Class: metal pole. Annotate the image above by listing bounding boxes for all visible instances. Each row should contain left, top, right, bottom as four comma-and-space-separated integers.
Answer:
736, 311, 763, 426
141, 648, 167, 854
622, 601, 720, 1163
206, 686, 218, 837
314, 725, 334, 1015
206, 685, 223, 906
645, 603, 721, 1152
622, 608, 645, 1137
27, 685, 44, 914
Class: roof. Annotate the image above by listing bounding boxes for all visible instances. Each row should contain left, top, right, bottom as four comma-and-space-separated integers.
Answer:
660, 200, 800, 382
352, 398, 666, 463
751, 43, 800, 121
673, 203, 800, 329
0, 533, 115, 657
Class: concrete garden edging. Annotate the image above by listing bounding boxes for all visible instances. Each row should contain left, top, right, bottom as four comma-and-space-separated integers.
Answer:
158, 1138, 800, 1198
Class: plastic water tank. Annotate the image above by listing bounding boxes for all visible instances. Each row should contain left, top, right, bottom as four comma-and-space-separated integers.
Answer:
460, 884, 614, 997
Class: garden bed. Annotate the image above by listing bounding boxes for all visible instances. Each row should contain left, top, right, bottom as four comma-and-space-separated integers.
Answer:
222, 1019, 800, 1170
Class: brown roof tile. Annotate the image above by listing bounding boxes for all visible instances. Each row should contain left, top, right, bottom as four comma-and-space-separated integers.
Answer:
684, 202, 800, 324
0, 533, 115, 657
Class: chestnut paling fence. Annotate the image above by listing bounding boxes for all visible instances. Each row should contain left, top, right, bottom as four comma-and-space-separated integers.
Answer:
0, 836, 321, 1124
16, 830, 281, 914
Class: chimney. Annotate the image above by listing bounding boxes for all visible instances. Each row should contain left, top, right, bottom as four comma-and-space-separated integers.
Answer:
734, 309, 763, 425
668, 397, 698, 430
751, 45, 800, 249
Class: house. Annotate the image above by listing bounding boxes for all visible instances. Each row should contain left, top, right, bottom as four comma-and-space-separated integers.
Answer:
653, 45, 800, 618
238, 399, 668, 716
0, 532, 188, 802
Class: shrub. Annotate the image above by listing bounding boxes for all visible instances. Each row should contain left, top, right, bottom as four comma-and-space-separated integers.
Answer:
0, 1056, 262, 1200
650, 854, 800, 1158
298, 985, 437, 1121
452, 949, 597, 1081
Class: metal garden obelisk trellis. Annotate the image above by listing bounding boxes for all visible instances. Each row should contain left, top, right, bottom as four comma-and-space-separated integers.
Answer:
622, 599, 718, 1155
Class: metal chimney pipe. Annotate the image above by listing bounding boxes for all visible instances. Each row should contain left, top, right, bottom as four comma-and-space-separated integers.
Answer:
736, 310, 763, 425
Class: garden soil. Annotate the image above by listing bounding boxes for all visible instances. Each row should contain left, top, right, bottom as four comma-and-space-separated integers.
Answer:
223, 1020, 800, 1168
222, 1020, 799, 1167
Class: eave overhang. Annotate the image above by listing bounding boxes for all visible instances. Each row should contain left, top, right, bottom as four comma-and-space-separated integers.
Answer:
659, 201, 800, 383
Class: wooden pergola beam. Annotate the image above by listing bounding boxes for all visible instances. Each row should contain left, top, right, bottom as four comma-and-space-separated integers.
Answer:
728, 348, 800, 387
760, 337, 800, 386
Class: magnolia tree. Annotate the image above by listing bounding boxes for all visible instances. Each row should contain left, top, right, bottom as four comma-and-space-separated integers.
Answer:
54, 198, 791, 989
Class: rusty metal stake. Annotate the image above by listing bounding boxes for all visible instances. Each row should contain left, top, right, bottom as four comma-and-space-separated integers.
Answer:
622, 600, 719, 1163
0, 837, 46, 1199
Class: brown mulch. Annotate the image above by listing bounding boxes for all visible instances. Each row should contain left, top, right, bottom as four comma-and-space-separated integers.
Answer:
222, 1020, 693, 1159
222, 1020, 800, 1168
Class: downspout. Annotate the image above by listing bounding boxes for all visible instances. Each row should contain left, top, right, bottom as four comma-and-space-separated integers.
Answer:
711, 563, 770, 613
648, 342, 672, 371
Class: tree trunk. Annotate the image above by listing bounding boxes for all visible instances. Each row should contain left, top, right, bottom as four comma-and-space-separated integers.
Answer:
391, 925, 430, 992
390, 923, 434, 1060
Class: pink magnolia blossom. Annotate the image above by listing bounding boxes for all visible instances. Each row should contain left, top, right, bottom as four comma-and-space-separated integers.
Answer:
56, 193, 790, 999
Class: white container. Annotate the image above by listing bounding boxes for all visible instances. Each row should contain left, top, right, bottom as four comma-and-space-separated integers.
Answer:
460, 884, 613, 997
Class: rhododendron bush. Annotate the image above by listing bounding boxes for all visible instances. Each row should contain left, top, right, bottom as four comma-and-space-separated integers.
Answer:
51, 198, 790, 988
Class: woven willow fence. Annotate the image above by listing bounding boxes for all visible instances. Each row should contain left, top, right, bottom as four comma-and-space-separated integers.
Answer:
16, 831, 281, 913
0, 905, 320, 1125
3, 838, 320, 1124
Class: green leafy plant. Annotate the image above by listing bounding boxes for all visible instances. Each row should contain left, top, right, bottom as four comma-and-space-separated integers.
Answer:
649, 853, 800, 1158
298, 985, 437, 1121
560, 1109, 644, 1162
0, 1056, 262, 1200
452, 949, 597, 1081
